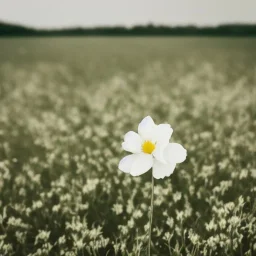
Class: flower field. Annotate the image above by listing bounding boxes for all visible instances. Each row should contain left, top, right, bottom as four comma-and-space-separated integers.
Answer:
0, 37, 256, 256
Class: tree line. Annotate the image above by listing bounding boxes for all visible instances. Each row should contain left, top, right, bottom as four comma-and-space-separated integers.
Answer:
1, 22, 256, 36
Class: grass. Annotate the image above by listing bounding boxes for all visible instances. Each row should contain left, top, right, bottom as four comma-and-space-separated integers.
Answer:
0, 37, 256, 256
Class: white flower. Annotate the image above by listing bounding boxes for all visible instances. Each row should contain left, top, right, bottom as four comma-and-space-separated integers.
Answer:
118, 116, 187, 179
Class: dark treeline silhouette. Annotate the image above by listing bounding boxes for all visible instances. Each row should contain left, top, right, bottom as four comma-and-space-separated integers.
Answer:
1, 21, 256, 37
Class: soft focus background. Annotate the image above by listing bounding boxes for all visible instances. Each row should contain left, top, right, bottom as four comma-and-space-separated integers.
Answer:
0, 1, 256, 256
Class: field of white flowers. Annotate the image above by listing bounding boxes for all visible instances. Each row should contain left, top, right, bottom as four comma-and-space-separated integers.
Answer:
0, 38, 256, 256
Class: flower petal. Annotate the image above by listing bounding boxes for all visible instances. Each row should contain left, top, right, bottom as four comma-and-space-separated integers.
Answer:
164, 143, 187, 164
152, 143, 167, 164
122, 131, 142, 153
153, 124, 173, 144
138, 116, 156, 140
153, 160, 176, 179
118, 154, 138, 173
130, 153, 153, 176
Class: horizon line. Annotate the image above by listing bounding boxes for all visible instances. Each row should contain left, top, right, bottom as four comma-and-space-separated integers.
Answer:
1, 19, 256, 30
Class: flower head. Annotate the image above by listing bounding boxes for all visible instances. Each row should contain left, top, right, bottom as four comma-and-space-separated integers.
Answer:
118, 116, 187, 179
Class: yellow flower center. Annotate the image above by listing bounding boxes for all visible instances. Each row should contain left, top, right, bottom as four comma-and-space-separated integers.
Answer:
142, 141, 155, 154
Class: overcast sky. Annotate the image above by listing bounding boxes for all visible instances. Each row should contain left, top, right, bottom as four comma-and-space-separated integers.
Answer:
0, 0, 256, 28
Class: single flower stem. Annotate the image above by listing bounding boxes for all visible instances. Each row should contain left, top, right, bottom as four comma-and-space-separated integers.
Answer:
148, 171, 154, 256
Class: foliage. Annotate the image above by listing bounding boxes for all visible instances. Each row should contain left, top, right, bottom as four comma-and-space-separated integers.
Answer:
1, 22, 256, 36
0, 38, 256, 255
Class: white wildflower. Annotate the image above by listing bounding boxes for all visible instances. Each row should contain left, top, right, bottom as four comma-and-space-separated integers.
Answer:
119, 116, 187, 179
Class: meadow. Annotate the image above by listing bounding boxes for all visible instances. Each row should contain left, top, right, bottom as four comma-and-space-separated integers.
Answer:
0, 37, 255, 256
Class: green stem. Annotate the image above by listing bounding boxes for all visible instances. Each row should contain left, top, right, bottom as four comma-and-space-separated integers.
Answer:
148, 171, 154, 256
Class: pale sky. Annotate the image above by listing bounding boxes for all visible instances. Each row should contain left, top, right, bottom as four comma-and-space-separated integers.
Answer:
0, 0, 256, 29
